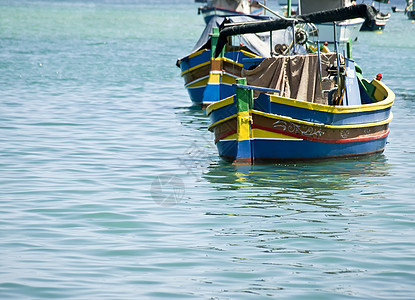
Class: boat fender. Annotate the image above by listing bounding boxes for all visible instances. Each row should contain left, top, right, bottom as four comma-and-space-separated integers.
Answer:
321, 42, 330, 53
307, 43, 317, 53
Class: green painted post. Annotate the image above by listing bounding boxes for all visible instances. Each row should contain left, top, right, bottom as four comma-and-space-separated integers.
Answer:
234, 78, 253, 164
287, 0, 292, 17
236, 78, 253, 112
210, 27, 223, 58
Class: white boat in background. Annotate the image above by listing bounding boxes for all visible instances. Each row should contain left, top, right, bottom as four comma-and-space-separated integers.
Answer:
299, 0, 364, 43
197, 0, 264, 24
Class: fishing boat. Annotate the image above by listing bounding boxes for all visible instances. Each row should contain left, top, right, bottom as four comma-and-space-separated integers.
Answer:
177, 14, 289, 107
206, 4, 395, 163
298, 0, 364, 43
197, 0, 264, 24
406, 0, 415, 19
360, 0, 390, 31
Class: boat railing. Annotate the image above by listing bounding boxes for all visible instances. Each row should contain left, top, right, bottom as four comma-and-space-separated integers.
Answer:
232, 83, 281, 94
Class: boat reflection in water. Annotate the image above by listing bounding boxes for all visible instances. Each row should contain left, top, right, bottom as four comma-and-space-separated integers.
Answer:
203, 154, 391, 194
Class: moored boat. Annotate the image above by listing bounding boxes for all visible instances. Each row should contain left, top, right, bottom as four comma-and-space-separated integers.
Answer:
299, 0, 364, 42
197, 0, 264, 24
406, 0, 415, 19
177, 14, 292, 107
206, 4, 395, 163
360, 0, 390, 31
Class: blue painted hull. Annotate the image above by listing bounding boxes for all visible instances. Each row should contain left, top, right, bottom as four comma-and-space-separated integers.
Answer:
217, 136, 388, 162
178, 49, 256, 106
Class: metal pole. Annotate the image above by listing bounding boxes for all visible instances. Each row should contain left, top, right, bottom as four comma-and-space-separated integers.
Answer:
291, 24, 296, 55
254, 1, 289, 20
317, 41, 323, 98
333, 22, 341, 103
287, 0, 292, 17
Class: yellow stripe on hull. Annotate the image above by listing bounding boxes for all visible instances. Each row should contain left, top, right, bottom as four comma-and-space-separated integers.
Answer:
187, 49, 208, 59
269, 79, 394, 114
252, 110, 393, 129
208, 109, 392, 132
236, 111, 251, 141
207, 73, 221, 84
185, 72, 238, 89
180, 56, 243, 77
222, 133, 237, 140
206, 96, 234, 116
186, 77, 209, 89
180, 61, 210, 77
251, 128, 301, 140
240, 49, 261, 58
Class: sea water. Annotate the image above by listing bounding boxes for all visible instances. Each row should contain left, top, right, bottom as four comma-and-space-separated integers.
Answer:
1, 0, 415, 299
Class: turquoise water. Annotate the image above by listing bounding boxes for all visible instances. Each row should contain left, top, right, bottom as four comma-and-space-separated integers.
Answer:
1, 1, 415, 299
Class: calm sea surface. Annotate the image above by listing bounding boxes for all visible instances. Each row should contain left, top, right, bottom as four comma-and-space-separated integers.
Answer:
1, 0, 414, 299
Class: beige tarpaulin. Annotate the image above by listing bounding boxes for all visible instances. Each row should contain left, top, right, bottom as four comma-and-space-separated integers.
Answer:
242, 53, 340, 104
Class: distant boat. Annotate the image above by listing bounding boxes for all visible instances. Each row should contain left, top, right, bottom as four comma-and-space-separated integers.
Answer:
197, 0, 264, 24
298, 0, 364, 43
360, 0, 390, 31
391, 6, 405, 12
405, 0, 415, 19
206, 4, 395, 163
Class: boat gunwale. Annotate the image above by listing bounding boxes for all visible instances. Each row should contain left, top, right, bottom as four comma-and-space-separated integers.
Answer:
206, 95, 234, 115
268, 79, 394, 114
180, 49, 259, 77
207, 79, 394, 116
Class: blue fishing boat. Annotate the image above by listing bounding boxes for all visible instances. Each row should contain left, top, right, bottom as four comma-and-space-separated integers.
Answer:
177, 14, 285, 107
206, 4, 395, 163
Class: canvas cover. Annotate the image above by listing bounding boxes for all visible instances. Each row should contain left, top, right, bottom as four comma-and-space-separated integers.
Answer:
242, 53, 339, 104
189, 15, 302, 58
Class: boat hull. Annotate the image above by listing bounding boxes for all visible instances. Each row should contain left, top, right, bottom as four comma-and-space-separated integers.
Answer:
178, 49, 258, 106
312, 18, 364, 43
407, 10, 415, 20
207, 79, 394, 163
360, 13, 390, 31
217, 135, 388, 162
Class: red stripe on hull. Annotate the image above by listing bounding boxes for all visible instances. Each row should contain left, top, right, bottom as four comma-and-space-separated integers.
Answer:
215, 129, 237, 143
252, 124, 390, 143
